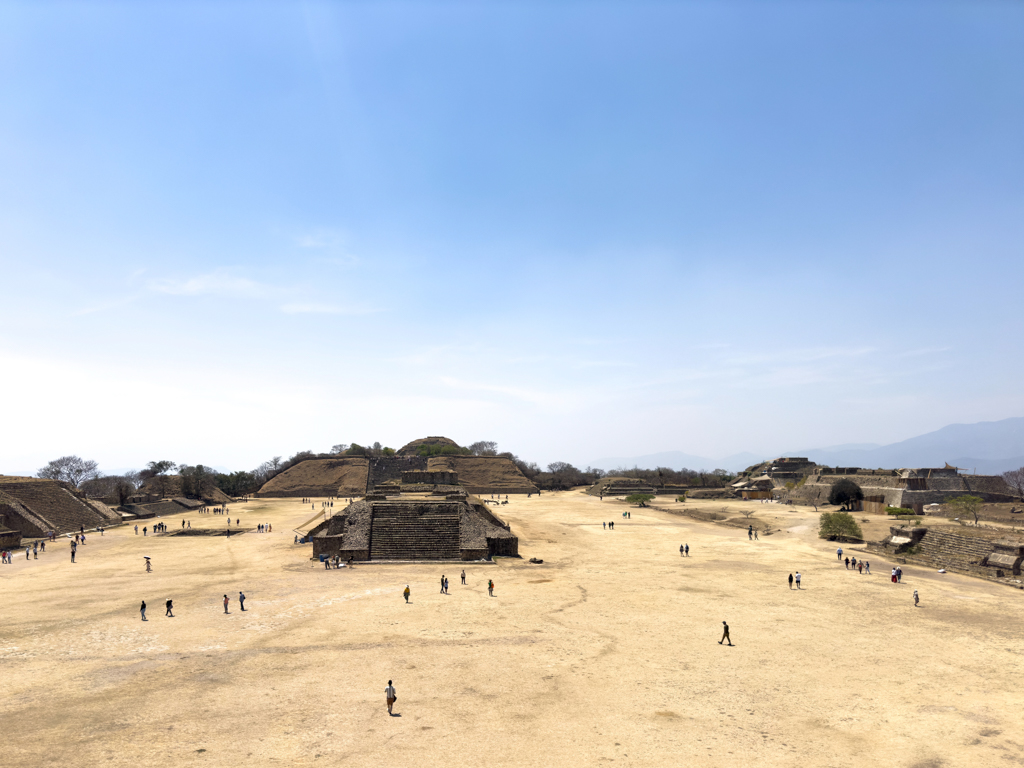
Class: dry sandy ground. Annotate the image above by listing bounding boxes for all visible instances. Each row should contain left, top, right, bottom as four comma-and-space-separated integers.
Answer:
2, 493, 1023, 768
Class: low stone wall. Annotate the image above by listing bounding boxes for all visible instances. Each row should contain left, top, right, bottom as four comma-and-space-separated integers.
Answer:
871, 525, 1022, 579
485, 537, 518, 557
0, 527, 22, 548
464, 486, 537, 496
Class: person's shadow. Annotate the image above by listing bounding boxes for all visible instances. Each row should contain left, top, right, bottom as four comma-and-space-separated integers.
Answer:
390, 711, 402, 717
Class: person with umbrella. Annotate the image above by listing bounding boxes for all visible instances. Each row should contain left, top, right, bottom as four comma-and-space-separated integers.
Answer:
144, 556, 152, 572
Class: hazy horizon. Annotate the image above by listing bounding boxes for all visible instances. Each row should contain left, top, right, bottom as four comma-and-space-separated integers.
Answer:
2, 3, 1022, 473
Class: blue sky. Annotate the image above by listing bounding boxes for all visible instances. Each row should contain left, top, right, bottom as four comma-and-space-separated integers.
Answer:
1, 1, 1022, 474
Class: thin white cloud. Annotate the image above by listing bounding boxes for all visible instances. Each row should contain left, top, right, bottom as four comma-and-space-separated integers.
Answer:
148, 271, 268, 298
279, 302, 376, 315
69, 294, 142, 317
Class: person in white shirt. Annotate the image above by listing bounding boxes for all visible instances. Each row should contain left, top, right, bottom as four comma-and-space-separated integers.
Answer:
385, 680, 397, 715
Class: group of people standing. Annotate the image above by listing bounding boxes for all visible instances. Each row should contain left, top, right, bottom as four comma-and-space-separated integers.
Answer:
840, 552, 872, 574
139, 591, 246, 620
402, 571, 493, 602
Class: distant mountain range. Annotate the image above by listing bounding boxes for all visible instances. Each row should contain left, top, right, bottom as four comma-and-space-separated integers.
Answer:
590, 417, 1024, 475
790, 417, 1024, 475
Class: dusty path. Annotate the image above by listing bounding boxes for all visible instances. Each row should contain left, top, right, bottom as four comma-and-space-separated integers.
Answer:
1, 492, 1022, 767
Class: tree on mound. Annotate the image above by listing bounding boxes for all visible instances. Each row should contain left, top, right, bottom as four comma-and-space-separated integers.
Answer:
37, 455, 99, 488
828, 478, 863, 509
179, 464, 219, 499
625, 493, 655, 507
818, 511, 863, 541
946, 494, 983, 526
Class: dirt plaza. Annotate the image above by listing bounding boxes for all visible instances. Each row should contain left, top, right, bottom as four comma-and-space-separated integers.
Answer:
2, 492, 1022, 767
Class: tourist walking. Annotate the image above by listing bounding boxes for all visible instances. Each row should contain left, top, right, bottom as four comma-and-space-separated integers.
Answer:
488, 579, 494, 597
239, 591, 246, 611
461, 569, 466, 585
865, 561, 871, 574
795, 571, 802, 589
140, 600, 147, 621
891, 568, 897, 583
145, 557, 152, 572
385, 680, 397, 715
165, 599, 174, 617
748, 525, 753, 540
837, 547, 843, 561
440, 575, 446, 594
404, 585, 410, 603
684, 543, 689, 557
754, 529, 759, 541
680, 544, 684, 557
718, 620, 732, 646
788, 573, 794, 589
914, 590, 920, 607
844, 557, 850, 569
896, 567, 903, 583
223, 594, 230, 613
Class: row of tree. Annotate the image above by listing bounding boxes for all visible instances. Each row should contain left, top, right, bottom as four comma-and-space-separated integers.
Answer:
39, 449, 1024, 506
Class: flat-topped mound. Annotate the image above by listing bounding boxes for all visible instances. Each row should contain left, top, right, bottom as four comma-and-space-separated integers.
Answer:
426, 455, 538, 495
256, 458, 369, 498
397, 436, 462, 456
258, 441, 538, 497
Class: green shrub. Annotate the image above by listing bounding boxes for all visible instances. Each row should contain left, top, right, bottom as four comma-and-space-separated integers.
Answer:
675, 493, 687, 502
818, 511, 863, 541
414, 444, 471, 458
624, 493, 655, 507
886, 506, 913, 516
946, 494, 983, 525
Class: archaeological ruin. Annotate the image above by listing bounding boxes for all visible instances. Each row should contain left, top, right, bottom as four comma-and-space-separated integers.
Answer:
0, 476, 122, 537
257, 436, 539, 499
875, 523, 1024, 579
732, 459, 1018, 512
308, 467, 518, 561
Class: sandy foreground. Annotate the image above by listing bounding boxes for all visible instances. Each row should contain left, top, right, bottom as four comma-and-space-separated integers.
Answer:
2, 492, 1022, 768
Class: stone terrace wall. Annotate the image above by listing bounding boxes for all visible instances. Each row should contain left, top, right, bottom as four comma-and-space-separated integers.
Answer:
367, 457, 428, 491
0, 479, 114, 535
789, 470, 1017, 507
427, 456, 539, 494
0, 490, 51, 538
871, 525, 1022, 578
0, 526, 22, 548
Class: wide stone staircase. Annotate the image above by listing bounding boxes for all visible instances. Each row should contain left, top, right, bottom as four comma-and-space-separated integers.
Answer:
904, 529, 996, 573
0, 481, 115, 535
369, 503, 461, 560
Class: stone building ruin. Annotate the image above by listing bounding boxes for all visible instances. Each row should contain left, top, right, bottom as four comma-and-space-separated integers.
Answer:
257, 436, 539, 498
0, 476, 121, 537
309, 468, 518, 561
